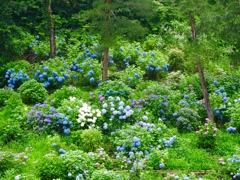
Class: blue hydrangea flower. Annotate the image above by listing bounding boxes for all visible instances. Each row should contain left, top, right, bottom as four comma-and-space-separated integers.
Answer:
159, 163, 165, 168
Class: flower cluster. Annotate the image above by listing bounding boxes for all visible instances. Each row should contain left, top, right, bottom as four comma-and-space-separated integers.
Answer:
227, 154, 240, 179
26, 102, 72, 134
97, 80, 131, 98
113, 122, 177, 165
33, 65, 70, 88
176, 108, 201, 132
77, 102, 101, 129
162, 136, 177, 148
5, 69, 29, 89
88, 148, 112, 169
218, 157, 226, 165
101, 96, 134, 131
145, 94, 169, 121
16, 152, 28, 165
226, 126, 237, 133
131, 99, 147, 109
228, 154, 240, 163
196, 118, 218, 149
136, 121, 156, 132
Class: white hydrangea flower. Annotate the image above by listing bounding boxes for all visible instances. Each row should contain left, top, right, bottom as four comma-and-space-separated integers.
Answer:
69, 96, 76, 102
77, 102, 102, 128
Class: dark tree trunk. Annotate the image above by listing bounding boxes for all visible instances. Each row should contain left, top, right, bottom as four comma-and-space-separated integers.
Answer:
102, 48, 109, 81
102, 0, 111, 81
189, 12, 215, 123
46, 0, 56, 59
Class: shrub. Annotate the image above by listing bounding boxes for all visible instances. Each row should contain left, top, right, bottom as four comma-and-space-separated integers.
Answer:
168, 49, 184, 71
19, 79, 47, 105
90, 169, 118, 180
62, 150, 95, 178
33, 59, 72, 90
97, 80, 131, 99
112, 122, 177, 160
146, 149, 169, 170
5, 69, 30, 89
48, 86, 83, 108
0, 151, 18, 176
88, 148, 113, 170
196, 119, 218, 149
81, 128, 103, 152
26, 102, 72, 134
225, 99, 240, 133
38, 153, 67, 180
71, 130, 83, 146
76, 102, 102, 129
178, 74, 202, 99
175, 108, 201, 132
99, 96, 134, 132
0, 120, 24, 144
0, 60, 31, 88
57, 97, 83, 129
0, 88, 14, 107
115, 66, 145, 88
2, 91, 26, 121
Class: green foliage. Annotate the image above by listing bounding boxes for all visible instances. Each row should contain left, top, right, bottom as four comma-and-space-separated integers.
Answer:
0, 119, 24, 145
196, 119, 218, 149
86, 0, 155, 48
225, 101, 240, 132
115, 66, 144, 88
19, 79, 48, 105
212, 74, 240, 96
0, 88, 14, 107
48, 86, 84, 108
89, 148, 113, 170
168, 49, 185, 71
81, 128, 103, 152
146, 149, 168, 170
165, 71, 185, 88
71, 130, 83, 147
2, 91, 26, 121
57, 97, 83, 128
38, 153, 67, 180
62, 150, 95, 178
113, 123, 177, 156
90, 169, 118, 180
175, 108, 201, 132
0, 152, 18, 176
178, 74, 202, 99
209, 92, 224, 109
97, 80, 131, 99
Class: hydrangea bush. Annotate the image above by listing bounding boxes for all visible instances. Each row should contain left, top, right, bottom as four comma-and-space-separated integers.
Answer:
196, 118, 218, 149
100, 96, 134, 132
77, 102, 101, 129
26, 102, 72, 134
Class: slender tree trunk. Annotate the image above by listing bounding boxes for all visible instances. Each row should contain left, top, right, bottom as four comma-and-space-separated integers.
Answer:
46, 0, 56, 59
102, 0, 111, 81
102, 48, 109, 81
189, 12, 215, 123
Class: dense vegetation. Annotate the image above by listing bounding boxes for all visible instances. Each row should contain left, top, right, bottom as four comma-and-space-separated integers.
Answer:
0, 0, 240, 179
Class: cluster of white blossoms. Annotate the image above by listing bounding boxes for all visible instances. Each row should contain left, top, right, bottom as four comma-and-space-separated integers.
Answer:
77, 102, 101, 129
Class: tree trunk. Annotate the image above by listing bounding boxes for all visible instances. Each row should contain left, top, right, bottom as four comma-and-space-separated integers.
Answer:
102, 0, 111, 81
102, 48, 109, 81
189, 12, 215, 123
46, 0, 56, 59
